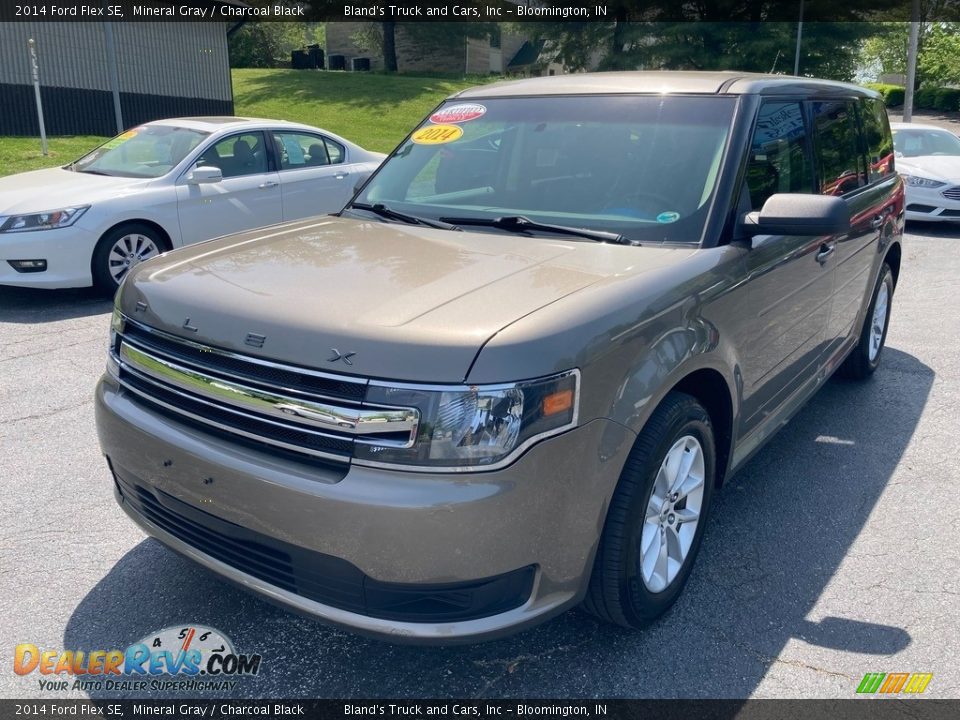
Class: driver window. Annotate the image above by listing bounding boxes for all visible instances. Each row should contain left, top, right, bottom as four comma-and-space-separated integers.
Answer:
746, 102, 814, 210
198, 132, 267, 178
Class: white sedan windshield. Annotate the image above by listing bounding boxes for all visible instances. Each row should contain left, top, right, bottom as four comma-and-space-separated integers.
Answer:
70, 125, 209, 178
894, 129, 960, 157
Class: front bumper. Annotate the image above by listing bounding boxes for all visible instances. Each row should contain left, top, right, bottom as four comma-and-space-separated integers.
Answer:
904, 184, 960, 223
0, 225, 97, 288
95, 376, 633, 643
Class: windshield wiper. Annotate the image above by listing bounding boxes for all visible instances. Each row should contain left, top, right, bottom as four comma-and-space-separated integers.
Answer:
348, 202, 460, 231
75, 169, 114, 176
439, 215, 631, 245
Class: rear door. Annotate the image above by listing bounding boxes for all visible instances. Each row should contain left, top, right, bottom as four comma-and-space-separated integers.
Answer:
821, 98, 898, 356
175, 131, 282, 245
736, 100, 837, 437
270, 130, 355, 221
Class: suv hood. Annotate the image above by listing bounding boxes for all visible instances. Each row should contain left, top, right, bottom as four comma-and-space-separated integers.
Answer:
122, 216, 692, 382
0, 168, 150, 214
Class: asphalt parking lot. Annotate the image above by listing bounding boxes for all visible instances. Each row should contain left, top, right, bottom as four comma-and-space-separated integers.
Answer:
1, 224, 958, 700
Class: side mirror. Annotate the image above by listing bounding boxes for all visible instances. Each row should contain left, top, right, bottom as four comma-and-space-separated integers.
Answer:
187, 166, 223, 184
741, 193, 850, 238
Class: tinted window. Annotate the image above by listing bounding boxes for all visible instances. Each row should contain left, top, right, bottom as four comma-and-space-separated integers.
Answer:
745, 102, 813, 210
860, 98, 895, 182
354, 95, 737, 245
198, 132, 267, 178
272, 131, 332, 169
812, 101, 866, 196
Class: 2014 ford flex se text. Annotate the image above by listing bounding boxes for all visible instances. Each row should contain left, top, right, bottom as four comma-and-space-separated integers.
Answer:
96, 72, 904, 643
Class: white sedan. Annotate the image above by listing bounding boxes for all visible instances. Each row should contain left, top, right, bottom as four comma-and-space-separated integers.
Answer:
891, 122, 960, 224
0, 117, 384, 291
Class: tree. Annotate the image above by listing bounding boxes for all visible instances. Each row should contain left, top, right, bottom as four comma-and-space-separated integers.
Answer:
229, 23, 323, 68
860, 21, 960, 85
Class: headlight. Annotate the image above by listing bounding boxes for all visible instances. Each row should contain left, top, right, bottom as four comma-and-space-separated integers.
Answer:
902, 174, 946, 189
0, 206, 88, 233
354, 370, 579, 471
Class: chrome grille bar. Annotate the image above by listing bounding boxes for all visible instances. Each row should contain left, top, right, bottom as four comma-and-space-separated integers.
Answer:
115, 339, 420, 451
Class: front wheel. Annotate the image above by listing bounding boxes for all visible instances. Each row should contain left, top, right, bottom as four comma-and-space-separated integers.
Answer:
92, 223, 167, 294
838, 262, 894, 380
584, 392, 715, 628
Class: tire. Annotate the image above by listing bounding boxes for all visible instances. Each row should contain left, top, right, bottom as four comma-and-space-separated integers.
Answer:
584, 391, 716, 628
91, 223, 167, 295
838, 263, 894, 380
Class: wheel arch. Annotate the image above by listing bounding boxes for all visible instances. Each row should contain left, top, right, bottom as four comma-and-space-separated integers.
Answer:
668, 368, 735, 488
884, 240, 902, 288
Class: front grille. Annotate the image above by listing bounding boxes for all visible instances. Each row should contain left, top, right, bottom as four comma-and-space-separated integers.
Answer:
114, 472, 536, 622
943, 186, 960, 201
114, 319, 418, 463
123, 323, 366, 401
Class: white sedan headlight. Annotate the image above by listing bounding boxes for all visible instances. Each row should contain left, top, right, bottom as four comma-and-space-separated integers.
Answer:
354, 370, 580, 471
0, 206, 88, 233
902, 174, 946, 189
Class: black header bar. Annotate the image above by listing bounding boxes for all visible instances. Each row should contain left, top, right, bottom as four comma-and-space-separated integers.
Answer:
0, 0, 957, 23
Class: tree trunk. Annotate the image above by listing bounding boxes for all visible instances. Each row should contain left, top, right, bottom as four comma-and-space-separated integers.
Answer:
382, 21, 398, 72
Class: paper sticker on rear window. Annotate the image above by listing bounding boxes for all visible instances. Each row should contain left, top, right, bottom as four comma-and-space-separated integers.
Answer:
430, 104, 486, 125
411, 125, 464, 145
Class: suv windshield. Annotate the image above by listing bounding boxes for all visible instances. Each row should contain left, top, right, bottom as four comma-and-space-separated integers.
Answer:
69, 125, 209, 178
352, 95, 736, 244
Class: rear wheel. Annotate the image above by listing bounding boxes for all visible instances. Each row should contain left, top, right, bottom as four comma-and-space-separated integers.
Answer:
838, 263, 894, 380
584, 392, 715, 628
92, 223, 167, 294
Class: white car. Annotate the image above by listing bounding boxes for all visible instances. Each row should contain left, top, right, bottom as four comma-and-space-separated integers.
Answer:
891, 122, 960, 224
0, 117, 385, 291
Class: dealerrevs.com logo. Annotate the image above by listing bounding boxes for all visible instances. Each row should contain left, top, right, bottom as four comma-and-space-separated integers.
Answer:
14, 625, 262, 693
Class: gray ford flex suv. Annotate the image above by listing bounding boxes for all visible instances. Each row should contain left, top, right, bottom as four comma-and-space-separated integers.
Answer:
96, 72, 904, 643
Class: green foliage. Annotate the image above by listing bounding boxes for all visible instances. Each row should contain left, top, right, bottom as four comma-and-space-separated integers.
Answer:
913, 86, 960, 111
863, 83, 905, 107
229, 22, 325, 68
860, 21, 960, 87
231, 69, 496, 152
524, 20, 875, 81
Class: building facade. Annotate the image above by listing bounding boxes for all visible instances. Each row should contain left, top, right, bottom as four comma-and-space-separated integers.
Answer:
0, 21, 233, 136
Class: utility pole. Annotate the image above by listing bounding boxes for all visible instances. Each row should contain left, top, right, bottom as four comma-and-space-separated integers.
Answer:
904, 0, 920, 122
27, 39, 47, 156
794, 0, 804, 76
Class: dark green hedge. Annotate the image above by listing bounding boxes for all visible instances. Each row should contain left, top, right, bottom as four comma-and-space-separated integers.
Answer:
863, 83, 905, 108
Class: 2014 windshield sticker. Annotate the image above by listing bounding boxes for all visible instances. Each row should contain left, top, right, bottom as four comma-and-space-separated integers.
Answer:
411, 125, 464, 145
429, 103, 486, 124
13, 624, 262, 693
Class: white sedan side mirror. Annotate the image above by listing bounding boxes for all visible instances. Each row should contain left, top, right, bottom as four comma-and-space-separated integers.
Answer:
187, 166, 223, 184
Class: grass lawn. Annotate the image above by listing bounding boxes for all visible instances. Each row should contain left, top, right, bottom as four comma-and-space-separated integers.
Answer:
0, 136, 105, 177
0, 70, 496, 177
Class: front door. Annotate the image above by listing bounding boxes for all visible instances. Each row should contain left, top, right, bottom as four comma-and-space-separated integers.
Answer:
175, 131, 283, 246
735, 101, 837, 438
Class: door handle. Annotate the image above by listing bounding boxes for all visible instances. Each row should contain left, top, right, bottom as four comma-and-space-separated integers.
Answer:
816, 243, 836, 265
334, 172, 349, 180
258, 181, 278, 189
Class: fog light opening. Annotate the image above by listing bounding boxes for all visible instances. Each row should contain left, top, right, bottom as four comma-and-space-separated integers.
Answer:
8, 259, 47, 273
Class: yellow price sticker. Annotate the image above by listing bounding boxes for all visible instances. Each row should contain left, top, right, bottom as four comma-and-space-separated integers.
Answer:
103, 129, 138, 150
411, 124, 463, 145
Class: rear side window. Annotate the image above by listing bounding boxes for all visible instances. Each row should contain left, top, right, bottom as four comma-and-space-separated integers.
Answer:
860, 98, 895, 182
812, 101, 866, 196
745, 102, 813, 211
